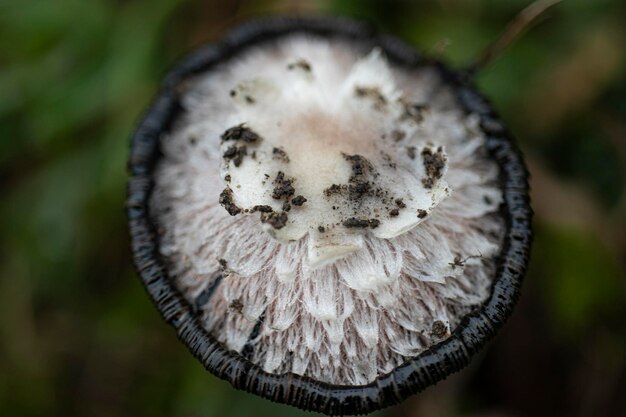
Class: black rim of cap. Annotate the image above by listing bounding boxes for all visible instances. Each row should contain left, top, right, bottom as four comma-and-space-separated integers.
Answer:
127, 15, 533, 416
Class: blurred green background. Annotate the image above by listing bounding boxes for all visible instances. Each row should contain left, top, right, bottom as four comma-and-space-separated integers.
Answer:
1, 0, 625, 416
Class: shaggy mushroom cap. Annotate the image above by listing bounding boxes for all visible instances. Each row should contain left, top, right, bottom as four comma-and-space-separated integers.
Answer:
151, 36, 505, 385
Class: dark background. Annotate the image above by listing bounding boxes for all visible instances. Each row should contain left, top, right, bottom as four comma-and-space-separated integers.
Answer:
1, 0, 625, 416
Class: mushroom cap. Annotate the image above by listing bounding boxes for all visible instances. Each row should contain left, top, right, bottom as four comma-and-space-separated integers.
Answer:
128, 16, 532, 416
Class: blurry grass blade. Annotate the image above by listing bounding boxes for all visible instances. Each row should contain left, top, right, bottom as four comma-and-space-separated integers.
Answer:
468, 0, 562, 74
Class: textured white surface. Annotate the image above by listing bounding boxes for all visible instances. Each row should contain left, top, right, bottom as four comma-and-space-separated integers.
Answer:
151, 36, 505, 385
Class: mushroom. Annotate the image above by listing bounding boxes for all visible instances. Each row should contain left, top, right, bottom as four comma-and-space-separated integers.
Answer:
128, 16, 532, 416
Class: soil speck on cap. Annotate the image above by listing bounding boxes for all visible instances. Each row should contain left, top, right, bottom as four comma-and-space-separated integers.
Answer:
287, 59, 312, 72
430, 320, 448, 338
324, 184, 343, 196
368, 219, 380, 228
229, 298, 244, 314
348, 181, 371, 199
223, 145, 247, 167
221, 124, 261, 143
223, 145, 237, 158
260, 211, 289, 229
272, 171, 295, 199
395, 198, 406, 208
343, 153, 372, 178
406, 146, 416, 160
421, 146, 446, 189
219, 188, 241, 216
291, 195, 307, 206
417, 209, 427, 218
401, 102, 427, 123
391, 129, 406, 142
318, 226, 325, 233
272, 147, 290, 163
218, 258, 228, 269
381, 152, 397, 169
343, 217, 380, 229
354, 85, 387, 110
251, 205, 273, 213
389, 208, 399, 217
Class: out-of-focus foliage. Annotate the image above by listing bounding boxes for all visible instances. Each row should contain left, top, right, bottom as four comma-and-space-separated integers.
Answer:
0, 1, 624, 416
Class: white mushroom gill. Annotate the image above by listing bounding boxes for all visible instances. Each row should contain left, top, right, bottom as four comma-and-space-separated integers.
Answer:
151, 36, 505, 385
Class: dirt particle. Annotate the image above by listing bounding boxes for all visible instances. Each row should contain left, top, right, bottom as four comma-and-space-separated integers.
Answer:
430, 320, 448, 338
224, 175, 231, 182
219, 188, 241, 216
417, 209, 427, 219
287, 59, 312, 72
348, 181, 371, 199
395, 198, 406, 208
391, 130, 406, 142
223, 145, 237, 158
343, 218, 380, 229
343, 218, 369, 228
272, 147, 290, 163
389, 208, 399, 217
343, 154, 371, 178
381, 152, 397, 169
421, 146, 446, 189
406, 146, 416, 160
282, 202, 291, 212
291, 195, 307, 206
355, 85, 387, 110
223, 145, 247, 167
318, 226, 325, 233
260, 211, 289, 229
229, 298, 244, 314
272, 171, 295, 199
244, 95, 255, 104
221, 124, 261, 143
218, 258, 228, 270
401, 102, 427, 123
251, 205, 273, 213
324, 184, 343, 196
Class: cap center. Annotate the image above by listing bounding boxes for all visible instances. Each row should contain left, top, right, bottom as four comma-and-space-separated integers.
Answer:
218, 51, 451, 269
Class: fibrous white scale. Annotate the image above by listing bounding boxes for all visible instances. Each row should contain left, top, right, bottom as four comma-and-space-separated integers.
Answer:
151, 36, 505, 385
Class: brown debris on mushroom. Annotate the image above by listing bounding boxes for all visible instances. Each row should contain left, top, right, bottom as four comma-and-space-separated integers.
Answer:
421, 146, 447, 189
219, 188, 241, 216
221, 124, 262, 143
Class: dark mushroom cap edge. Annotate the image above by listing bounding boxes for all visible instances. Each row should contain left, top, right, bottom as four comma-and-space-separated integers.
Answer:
127, 15, 533, 416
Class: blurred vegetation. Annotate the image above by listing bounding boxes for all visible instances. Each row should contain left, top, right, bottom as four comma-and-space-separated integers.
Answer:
0, 0, 624, 416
